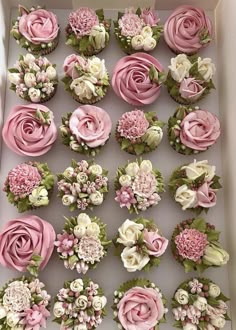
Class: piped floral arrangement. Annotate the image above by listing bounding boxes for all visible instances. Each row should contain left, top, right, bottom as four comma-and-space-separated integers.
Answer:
8, 53, 58, 103
165, 54, 216, 104
55, 213, 111, 274
171, 218, 229, 273
169, 160, 221, 214
114, 159, 164, 214
53, 278, 107, 329
172, 277, 230, 330
57, 160, 109, 211
0, 277, 51, 330
3, 162, 54, 213
113, 218, 168, 272
112, 279, 168, 330
116, 109, 164, 155
65, 8, 111, 56
113, 7, 163, 54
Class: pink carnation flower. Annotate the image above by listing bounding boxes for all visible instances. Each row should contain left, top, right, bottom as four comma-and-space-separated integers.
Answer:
21, 304, 50, 330
132, 171, 157, 198
77, 236, 104, 264
69, 7, 99, 37
115, 186, 136, 209
175, 228, 208, 262
7, 163, 41, 196
117, 110, 149, 141
118, 13, 144, 37
55, 233, 78, 257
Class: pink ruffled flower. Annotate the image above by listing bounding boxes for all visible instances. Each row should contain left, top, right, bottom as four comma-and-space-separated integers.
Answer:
117, 110, 149, 141
175, 228, 208, 262
141, 8, 160, 26
132, 171, 157, 198
21, 304, 50, 330
69, 8, 99, 37
180, 78, 205, 102
186, 305, 201, 324
115, 186, 136, 209
118, 13, 144, 37
55, 233, 78, 257
63, 54, 87, 79
197, 182, 217, 208
7, 163, 41, 196
77, 236, 104, 264
143, 230, 168, 257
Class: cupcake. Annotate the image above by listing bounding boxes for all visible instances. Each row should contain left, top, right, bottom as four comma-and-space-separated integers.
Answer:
60, 105, 112, 156
0, 277, 51, 330
171, 218, 229, 273
172, 278, 230, 329
57, 160, 109, 211
112, 53, 165, 106
116, 109, 164, 155
2, 104, 57, 156
8, 54, 58, 103
11, 5, 59, 55
113, 7, 163, 54
168, 106, 221, 155
113, 279, 168, 330
114, 218, 168, 272
0, 215, 55, 276
3, 162, 54, 213
65, 8, 111, 55
53, 278, 107, 328
114, 159, 164, 214
62, 54, 109, 104
166, 54, 216, 104
169, 160, 222, 214
164, 5, 213, 55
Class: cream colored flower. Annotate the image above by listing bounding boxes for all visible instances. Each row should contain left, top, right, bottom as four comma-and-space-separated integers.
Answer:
182, 160, 215, 181
119, 174, 132, 187
125, 162, 140, 177
29, 186, 49, 207
193, 297, 208, 311
131, 35, 144, 50
70, 76, 97, 99
61, 194, 76, 206
89, 25, 108, 50
53, 302, 65, 318
169, 54, 192, 82
92, 296, 107, 311
208, 283, 221, 298
121, 246, 150, 272
141, 26, 153, 38
140, 160, 153, 173
89, 164, 103, 175
86, 223, 100, 237
174, 289, 189, 305
87, 57, 107, 80
90, 191, 103, 205
175, 185, 198, 210
70, 279, 83, 292
117, 219, 143, 246
24, 73, 36, 87
77, 213, 91, 227
143, 37, 156, 51
46, 66, 57, 80
198, 57, 216, 81
28, 87, 41, 102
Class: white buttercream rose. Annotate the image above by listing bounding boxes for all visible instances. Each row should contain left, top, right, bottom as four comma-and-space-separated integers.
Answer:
86, 222, 100, 237
77, 213, 91, 227
62, 194, 76, 206
117, 219, 144, 246
198, 57, 216, 82
211, 316, 226, 328
28, 87, 41, 102
88, 58, 106, 80
6, 312, 20, 327
89, 164, 103, 175
169, 54, 192, 82
63, 167, 74, 178
143, 126, 163, 148
141, 26, 153, 38
174, 289, 189, 305
75, 295, 88, 310
193, 297, 208, 311
8, 72, 21, 85
121, 246, 150, 272
70, 279, 83, 292
125, 162, 140, 177
182, 160, 216, 181
70, 76, 97, 99
24, 53, 36, 65
208, 283, 221, 298
74, 225, 86, 238
131, 35, 144, 50
53, 302, 65, 318
175, 185, 198, 210
143, 37, 156, 51
92, 296, 107, 311
90, 191, 103, 205
140, 160, 153, 173
24, 73, 36, 87
89, 25, 108, 50
46, 66, 57, 80
76, 172, 88, 183
119, 175, 132, 187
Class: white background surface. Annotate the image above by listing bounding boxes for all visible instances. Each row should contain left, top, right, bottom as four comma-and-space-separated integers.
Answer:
0, 8, 231, 330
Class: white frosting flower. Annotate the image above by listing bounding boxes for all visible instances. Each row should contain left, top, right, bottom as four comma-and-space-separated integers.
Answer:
29, 62, 40, 72
198, 57, 216, 82
24, 73, 36, 87
53, 302, 65, 318
77, 172, 88, 183
63, 167, 74, 178
87, 58, 107, 80
92, 296, 107, 311
169, 54, 192, 82
77, 213, 91, 227
125, 162, 140, 177
46, 66, 57, 80
117, 219, 144, 246
6, 312, 20, 327
121, 246, 150, 272
70, 279, 83, 292
208, 283, 221, 298
86, 223, 100, 237
175, 185, 198, 210
70, 76, 97, 99
89, 25, 108, 50
29, 186, 49, 207
90, 191, 104, 205
0, 306, 7, 319
143, 126, 163, 148
62, 194, 76, 206
23, 53, 36, 65
89, 164, 103, 175
74, 325, 87, 330
203, 245, 229, 266
143, 37, 157, 51
174, 289, 189, 305
182, 160, 216, 181
183, 323, 198, 330
141, 26, 153, 38
75, 295, 88, 310
193, 297, 208, 311
140, 160, 153, 173
119, 174, 132, 187
74, 225, 86, 238
8, 72, 21, 85
28, 87, 41, 102
131, 35, 144, 50
3, 281, 31, 313
211, 316, 226, 328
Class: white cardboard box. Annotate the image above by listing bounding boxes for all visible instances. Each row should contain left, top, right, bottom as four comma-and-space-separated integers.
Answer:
0, 1, 235, 329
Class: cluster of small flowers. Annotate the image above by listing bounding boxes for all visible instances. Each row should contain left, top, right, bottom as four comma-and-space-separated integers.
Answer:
53, 279, 107, 330
0, 278, 50, 330
8, 53, 57, 102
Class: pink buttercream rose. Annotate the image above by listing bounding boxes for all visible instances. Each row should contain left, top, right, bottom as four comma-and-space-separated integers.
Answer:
117, 287, 165, 330
180, 110, 221, 151
141, 8, 160, 26
179, 78, 205, 102
143, 230, 168, 257
63, 54, 87, 79
197, 182, 217, 208
0, 216, 55, 272
164, 5, 213, 54
2, 104, 57, 157
69, 105, 112, 148
112, 53, 164, 106
19, 8, 59, 44
69, 7, 99, 37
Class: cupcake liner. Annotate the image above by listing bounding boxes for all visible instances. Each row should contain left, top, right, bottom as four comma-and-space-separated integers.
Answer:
72, 92, 105, 105
34, 35, 60, 56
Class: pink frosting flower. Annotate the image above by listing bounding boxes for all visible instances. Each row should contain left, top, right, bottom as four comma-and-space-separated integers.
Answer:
117, 287, 165, 330
0, 216, 55, 272
197, 182, 217, 208
112, 53, 164, 106
21, 304, 50, 330
117, 109, 149, 141
55, 233, 78, 258
19, 8, 59, 44
179, 78, 205, 102
141, 8, 160, 26
143, 230, 168, 257
164, 5, 213, 54
7, 163, 41, 196
115, 186, 136, 209
132, 171, 157, 198
77, 236, 104, 263
69, 7, 99, 37
118, 13, 144, 36
69, 105, 112, 148
2, 104, 57, 156
175, 228, 208, 262
180, 110, 221, 151
63, 54, 87, 79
